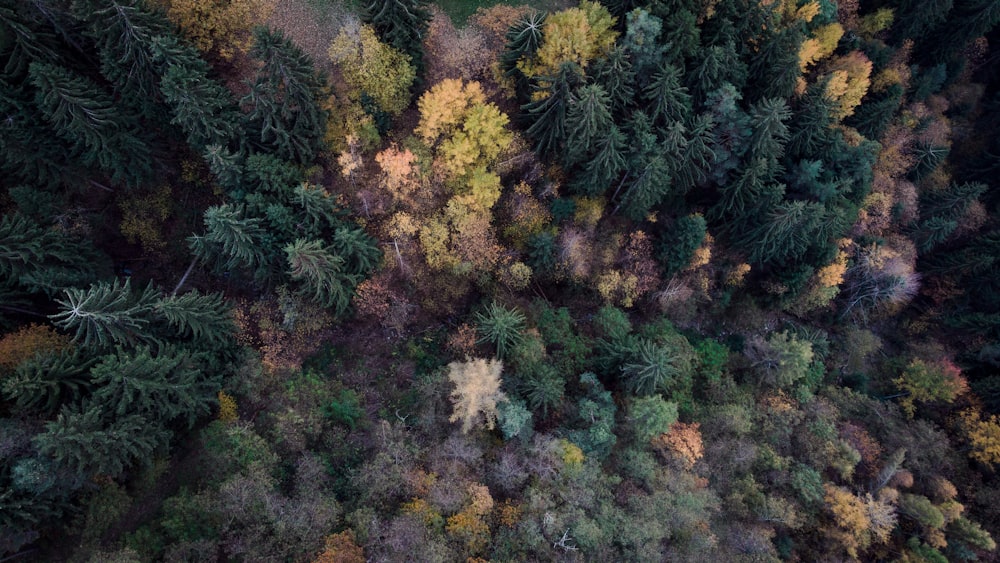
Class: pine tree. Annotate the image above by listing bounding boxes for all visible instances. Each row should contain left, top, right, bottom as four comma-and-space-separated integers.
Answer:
475, 302, 526, 359
243, 27, 328, 164
363, 0, 431, 78
564, 83, 615, 166
34, 404, 167, 477
155, 290, 234, 344
686, 42, 746, 106
284, 239, 352, 314
787, 84, 836, 158
90, 346, 219, 428
745, 200, 824, 266
50, 278, 160, 349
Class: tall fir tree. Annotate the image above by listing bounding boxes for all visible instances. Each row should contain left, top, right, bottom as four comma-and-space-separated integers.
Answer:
50, 279, 160, 349
33, 404, 167, 477
28, 62, 154, 187
564, 83, 615, 167
243, 27, 328, 164
285, 239, 354, 315
522, 62, 582, 158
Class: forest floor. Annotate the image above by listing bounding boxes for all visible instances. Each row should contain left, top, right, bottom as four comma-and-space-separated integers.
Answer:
267, 0, 353, 74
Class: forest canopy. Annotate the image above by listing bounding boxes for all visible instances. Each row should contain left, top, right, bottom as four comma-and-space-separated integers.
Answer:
2, 0, 1000, 561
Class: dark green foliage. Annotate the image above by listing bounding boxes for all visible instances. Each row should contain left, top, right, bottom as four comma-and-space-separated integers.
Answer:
475, 302, 526, 359
28, 62, 154, 186
158, 49, 241, 153
90, 346, 219, 429
747, 98, 791, 162
243, 27, 328, 164
622, 8, 665, 76
657, 213, 707, 276
72, 0, 171, 114
848, 83, 903, 139
569, 125, 627, 196
190, 204, 269, 275
526, 231, 558, 277
566, 373, 617, 459
564, 84, 615, 167
2, 349, 95, 414
34, 404, 168, 478
519, 363, 564, 416
687, 42, 747, 106
324, 388, 363, 429
0, 213, 103, 297
592, 46, 636, 115
747, 26, 803, 102
522, 62, 581, 158
364, 0, 431, 77
284, 239, 353, 315
51, 279, 160, 349
622, 338, 683, 395
501, 11, 546, 101
643, 62, 692, 126
155, 290, 234, 345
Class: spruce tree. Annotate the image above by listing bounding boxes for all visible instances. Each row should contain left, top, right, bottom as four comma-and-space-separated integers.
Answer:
643, 62, 693, 126
158, 57, 241, 153
592, 45, 636, 115
34, 404, 167, 477
28, 62, 153, 186
747, 97, 792, 162
501, 11, 546, 101
243, 27, 328, 164
1, 213, 103, 297
569, 124, 627, 196
72, 0, 171, 114
155, 290, 234, 344
284, 239, 352, 314
50, 279, 160, 349
2, 349, 95, 414
190, 204, 269, 275
564, 84, 615, 166
332, 226, 382, 276
90, 346, 219, 429
747, 26, 804, 102
364, 0, 431, 78
522, 62, 581, 158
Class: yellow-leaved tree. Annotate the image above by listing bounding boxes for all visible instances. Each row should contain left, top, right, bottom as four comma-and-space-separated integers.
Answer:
447, 358, 506, 433
328, 23, 416, 115
516, 0, 617, 80
159, 0, 275, 60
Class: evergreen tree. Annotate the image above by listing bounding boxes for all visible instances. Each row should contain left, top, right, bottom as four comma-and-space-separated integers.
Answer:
28, 62, 154, 186
50, 278, 160, 349
643, 62, 693, 126
569, 124, 627, 196
0, 213, 103, 296
592, 45, 636, 115
657, 213, 707, 276
564, 83, 615, 166
34, 404, 167, 477
847, 83, 904, 140
363, 0, 431, 78
155, 290, 234, 344
284, 239, 353, 314
157, 49, 241, 152
190, 204, 268, 275
90, 346, 219, 429
893, 0, 953, 44
745, 200, 824, 266
332, 226, 382, 277
787, 84, 836, 158
672, 113, 716, 193
501, 11, 546, 101
747, 26, 804, 102
522, 62, 581, 158
621, 8, 665, 77
747, 97, 792, 162
243, 27, 328, 164
686, 42, 746, 106
2, 349, 95, 414
925, 0, 1000, 62
72, 0, 171, 115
